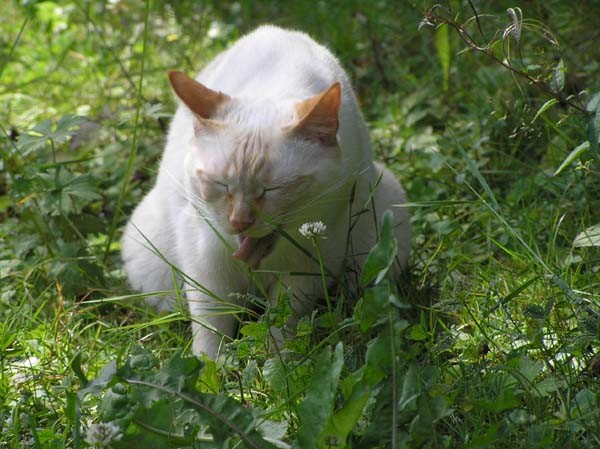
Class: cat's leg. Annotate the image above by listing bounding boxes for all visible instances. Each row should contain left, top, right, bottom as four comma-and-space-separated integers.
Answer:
176, 213, 249, 359
121, 188, 180, 312
371, 163, 411, 266
352, 164, 411, 269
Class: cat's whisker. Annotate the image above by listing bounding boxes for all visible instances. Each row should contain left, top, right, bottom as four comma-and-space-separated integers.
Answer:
122, 26, 411, 360
164, 168, 211, 208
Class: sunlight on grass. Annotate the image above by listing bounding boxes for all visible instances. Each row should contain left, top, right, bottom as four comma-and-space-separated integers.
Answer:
1, 1, 599, 448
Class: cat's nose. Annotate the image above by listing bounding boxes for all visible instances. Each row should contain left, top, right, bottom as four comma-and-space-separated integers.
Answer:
230, 216, 255, 232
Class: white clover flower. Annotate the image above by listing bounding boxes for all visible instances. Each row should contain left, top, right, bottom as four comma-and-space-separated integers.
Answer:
299, 221, 327, 239
84, 422, 122, 448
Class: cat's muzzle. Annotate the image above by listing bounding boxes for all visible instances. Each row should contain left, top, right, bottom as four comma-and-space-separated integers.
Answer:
232, 232, 278, 269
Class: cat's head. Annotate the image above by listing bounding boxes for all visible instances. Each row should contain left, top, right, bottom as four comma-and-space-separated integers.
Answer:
169, 71, 343, 244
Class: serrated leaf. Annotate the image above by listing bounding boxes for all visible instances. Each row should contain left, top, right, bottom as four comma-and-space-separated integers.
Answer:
293, 343, 344, 449
360, 210, 398, 286
38, 168, 101, 215
554, 141, 589, 176
239, 322, 269, 338
573, 223, 600, 247
17, 115, 86, 155
125, 351, 201, 408
197, 393, 280, 448
124, 375, 278, 449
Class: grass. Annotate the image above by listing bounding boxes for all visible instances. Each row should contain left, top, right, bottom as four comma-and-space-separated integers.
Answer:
1, 1, 600, 448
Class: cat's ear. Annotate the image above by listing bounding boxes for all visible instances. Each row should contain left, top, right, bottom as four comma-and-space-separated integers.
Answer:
168, 70, 230, 122
285, 83, 341, 147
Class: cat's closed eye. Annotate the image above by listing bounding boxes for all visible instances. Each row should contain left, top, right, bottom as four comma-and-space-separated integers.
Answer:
260, 185, 283, 199
214, 180, 230, 193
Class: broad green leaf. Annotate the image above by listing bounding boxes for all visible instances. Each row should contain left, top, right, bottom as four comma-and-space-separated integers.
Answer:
587, 92, 600, 114
78, 360, 118, 399
533, 376, 564, 397
293, 343, 344, 449
263, 357, 288, 396
319, 387, 370, 449
553, 141, 589, 176
586, 91, 600, 130
407, 323, 428, 341
398, 364, 420, 412
0, 259, 20, 279
355, 281, 391, 332
573, 223, 600, 247
481, 389, 519, 413
516, 356, 543, 384
360, 210, 398, 286
435, 24, 451, 91
467, 425, 498, 448
572, 388, 596, 417
409, 395, 450, 435
363, 335, 392, 386
550, 59, 565, 93
588, 113, 599, 154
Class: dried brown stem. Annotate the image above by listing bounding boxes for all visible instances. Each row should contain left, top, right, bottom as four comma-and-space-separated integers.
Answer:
414, 2, 587, 114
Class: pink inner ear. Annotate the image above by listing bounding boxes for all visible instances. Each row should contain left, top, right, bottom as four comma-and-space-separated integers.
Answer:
168, 70, 230, 120
286, 82, 341, 146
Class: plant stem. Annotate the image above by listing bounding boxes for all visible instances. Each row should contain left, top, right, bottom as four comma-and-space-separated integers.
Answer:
313, 238, 332, 315
102, 0, 150, 263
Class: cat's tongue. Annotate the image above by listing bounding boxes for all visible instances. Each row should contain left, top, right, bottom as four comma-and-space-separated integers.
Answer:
232, 233, 277, 269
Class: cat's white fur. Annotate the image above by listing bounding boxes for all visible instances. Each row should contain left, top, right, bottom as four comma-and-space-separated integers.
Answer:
121, 25, 410, 358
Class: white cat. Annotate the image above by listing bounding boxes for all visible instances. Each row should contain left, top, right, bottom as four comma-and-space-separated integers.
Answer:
121, 25, 410, 359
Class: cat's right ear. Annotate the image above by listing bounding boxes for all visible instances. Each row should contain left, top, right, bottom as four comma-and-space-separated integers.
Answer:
168, 71, 229, 130
284, 82, 341, 147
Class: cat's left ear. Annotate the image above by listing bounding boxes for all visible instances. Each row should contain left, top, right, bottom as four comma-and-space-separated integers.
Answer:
285, 83, 341, 147
168, 70, 230, 125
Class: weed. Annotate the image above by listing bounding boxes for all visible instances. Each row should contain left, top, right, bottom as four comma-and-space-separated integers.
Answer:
1, 1, 599, 448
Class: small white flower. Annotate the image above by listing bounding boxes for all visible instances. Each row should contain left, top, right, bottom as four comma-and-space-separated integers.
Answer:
84, 422, 122, 448
207, 21, 222, 39
299, 221, 327, 239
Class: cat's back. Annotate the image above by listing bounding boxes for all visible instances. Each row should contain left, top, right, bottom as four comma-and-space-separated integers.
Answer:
198, 25, 346, 98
